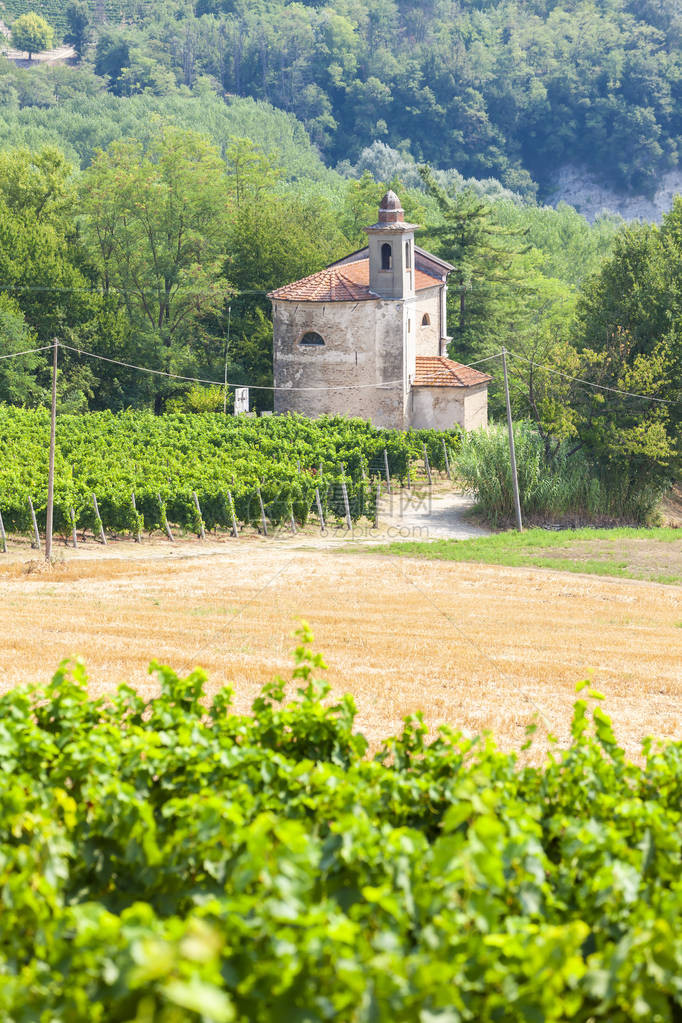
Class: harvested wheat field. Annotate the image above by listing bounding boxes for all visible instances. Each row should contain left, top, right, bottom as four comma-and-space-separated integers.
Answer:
0, 538, 680, 758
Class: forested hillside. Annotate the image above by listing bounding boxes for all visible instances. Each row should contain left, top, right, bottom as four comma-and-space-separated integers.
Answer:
2, 0, 680, 197
0, 0, 678, 513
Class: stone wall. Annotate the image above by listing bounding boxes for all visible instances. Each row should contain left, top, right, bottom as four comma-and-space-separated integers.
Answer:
411, 287, 442, 357
272, 298, 406, 428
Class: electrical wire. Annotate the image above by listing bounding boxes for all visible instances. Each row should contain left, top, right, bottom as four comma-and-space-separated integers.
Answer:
58, 343, 405, 392
0, 344, 55, 361
506, 347, 681, 407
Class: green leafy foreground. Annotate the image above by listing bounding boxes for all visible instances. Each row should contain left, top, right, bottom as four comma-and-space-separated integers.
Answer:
2, 628, 682, 1022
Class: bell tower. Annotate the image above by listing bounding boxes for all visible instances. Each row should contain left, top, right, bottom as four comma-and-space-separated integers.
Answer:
366, 191, 418, 300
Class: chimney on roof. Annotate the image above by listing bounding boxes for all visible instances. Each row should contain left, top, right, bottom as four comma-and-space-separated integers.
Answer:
365, 191, 418, 300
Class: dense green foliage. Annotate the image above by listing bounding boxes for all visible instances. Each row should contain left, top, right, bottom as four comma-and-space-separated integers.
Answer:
2, 629, 682, 1019
0, 406, 458, 536
9, 11, 54, 56
454, 422, 666, 525
3, 0, 681, 196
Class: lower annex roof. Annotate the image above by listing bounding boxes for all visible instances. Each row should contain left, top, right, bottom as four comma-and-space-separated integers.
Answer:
414, 356, 492, 388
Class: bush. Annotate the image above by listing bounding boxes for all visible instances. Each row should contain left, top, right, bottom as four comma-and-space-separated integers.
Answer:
456, 421, 664, 526
2, 628, 682, 1020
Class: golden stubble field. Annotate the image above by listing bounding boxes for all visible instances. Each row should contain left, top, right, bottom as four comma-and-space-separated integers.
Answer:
0, 537, 680, 758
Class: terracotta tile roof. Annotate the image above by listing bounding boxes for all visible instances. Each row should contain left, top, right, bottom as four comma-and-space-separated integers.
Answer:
414, 356, 492, 388
268, 258, 441, 302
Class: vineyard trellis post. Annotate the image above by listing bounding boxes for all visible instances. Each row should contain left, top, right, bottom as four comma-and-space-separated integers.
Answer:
502, 346, 523, 532
314, 487, 326, 533
383, 449, 392, 494
158, 494, 174, 542
130, 492, 142, 542
257, 488, 268, 536
442, 439, 453, 482
192, 492, 206, 540
69, 508, 78, 549
45, 338, 58, 562
422, 443, 432, 486
227, 490, 239, 538
0, 508, 6, 553
92, 494, 106, 544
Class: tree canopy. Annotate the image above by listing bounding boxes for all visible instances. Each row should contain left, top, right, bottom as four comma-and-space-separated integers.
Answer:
10, 12, 54, 57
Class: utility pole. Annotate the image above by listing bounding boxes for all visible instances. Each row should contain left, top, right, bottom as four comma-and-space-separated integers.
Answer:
501, 346, 523, 532
45, 338, 58, 562
223, 304, 231, 414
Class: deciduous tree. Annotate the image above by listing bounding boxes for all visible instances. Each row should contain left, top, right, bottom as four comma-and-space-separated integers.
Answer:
11, 13, 54, 59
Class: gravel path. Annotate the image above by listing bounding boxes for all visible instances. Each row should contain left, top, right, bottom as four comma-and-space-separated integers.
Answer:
372, 485, 491, 543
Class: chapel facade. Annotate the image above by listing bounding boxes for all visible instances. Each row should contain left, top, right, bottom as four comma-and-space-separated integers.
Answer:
268, 191, 490, 431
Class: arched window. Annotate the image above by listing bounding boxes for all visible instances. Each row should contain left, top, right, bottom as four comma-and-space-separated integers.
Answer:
405, 241, 411, 268
421, 313, 431, 326
381, 243, 392, 270
299, 331, 325, 346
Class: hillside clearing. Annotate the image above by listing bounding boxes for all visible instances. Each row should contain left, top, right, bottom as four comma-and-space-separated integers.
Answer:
0, 542, 679, 759
375, 527, 682, 584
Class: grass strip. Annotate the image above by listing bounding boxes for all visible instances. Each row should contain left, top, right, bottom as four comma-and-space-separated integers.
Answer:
373, 526, 682, 583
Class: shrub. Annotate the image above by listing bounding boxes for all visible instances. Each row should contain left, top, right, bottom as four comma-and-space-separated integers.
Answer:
1, 628, 682, 1019
456, 421, 664, 525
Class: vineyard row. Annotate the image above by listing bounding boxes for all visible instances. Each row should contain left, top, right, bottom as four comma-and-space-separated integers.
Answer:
0, 408, 460, 545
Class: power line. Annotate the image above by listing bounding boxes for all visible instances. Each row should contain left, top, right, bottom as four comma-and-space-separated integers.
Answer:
58, 343, 404, 392
506, 347, 681, 407
0, 344, 55, 361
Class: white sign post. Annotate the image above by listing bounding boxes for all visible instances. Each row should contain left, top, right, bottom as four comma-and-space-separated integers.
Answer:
234, 387, 249, 414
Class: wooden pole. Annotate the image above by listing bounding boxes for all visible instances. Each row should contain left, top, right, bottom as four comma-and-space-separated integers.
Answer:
158, 494, 174, 542
341, 479, 352, 530
422, 443, 432, 486
314, 487, 326, 533
257, 488, 268, 536
192, 491, 206, 540
223, 304, 231, 414
227, 490, 239, 537
28, 496, 40, 549
442, 438, 453, 482
92, 493, 106, 544
0, 508, 6, 553
502, 347, 523, 532
374, 482, 381, 529
69, 507, 78, 548
383, 448, 392, 494
406, 462, 412, 492
45, 338, 58, 562
131, 492, 142, 542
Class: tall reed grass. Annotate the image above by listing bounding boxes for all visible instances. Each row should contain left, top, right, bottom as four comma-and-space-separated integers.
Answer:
455, 422, 662, 526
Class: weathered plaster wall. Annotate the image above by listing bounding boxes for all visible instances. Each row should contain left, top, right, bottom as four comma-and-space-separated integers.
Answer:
410, 386, 466, 430
463, 382, 488, 430
412, 287, 442, 357
272, 299, 406, 428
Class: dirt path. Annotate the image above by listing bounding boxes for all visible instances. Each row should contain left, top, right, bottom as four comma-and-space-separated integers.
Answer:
374, 486, 490, 542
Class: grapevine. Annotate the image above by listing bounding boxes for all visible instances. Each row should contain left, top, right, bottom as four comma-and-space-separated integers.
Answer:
0, 406, 462, 538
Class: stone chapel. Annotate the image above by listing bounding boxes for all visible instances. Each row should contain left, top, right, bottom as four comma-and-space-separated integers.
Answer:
269, 191, 491, 431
